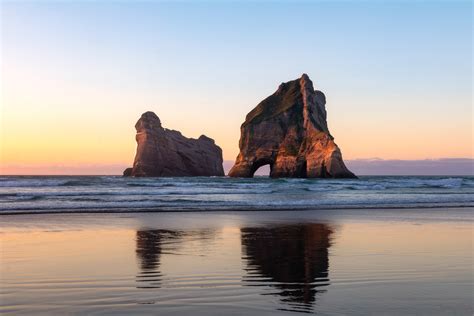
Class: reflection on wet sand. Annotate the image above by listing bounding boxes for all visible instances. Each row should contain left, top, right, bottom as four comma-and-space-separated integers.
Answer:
134, 223, 333, 313
241, 223, 333, 313
135, 229, 183, 288
135, 229, 217, 289
2, 213, 471, 315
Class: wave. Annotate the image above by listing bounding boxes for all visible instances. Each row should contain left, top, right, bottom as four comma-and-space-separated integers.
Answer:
0, 177, 106, 188
1, 202, 473, 215
303, 178, 468, 191
2, 192, 473, 211
0, 195, 44, 203
127, 182, 177, 187
0, 176, 473, 214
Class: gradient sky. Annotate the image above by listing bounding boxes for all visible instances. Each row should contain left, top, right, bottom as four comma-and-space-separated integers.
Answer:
1, 0, 472, 174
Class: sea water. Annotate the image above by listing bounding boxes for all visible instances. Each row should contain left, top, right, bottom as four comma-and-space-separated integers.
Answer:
0, 176, 473, 214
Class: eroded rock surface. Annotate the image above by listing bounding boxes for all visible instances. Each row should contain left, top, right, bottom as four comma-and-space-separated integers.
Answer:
124, 112, 224, 177
228, 74, 356, 178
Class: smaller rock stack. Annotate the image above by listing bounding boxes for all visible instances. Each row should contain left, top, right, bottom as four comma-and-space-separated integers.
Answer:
124, 112, 224, 177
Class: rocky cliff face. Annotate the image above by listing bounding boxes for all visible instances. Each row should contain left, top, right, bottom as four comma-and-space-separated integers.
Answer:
228, 74, 356, 178
124, 112, 224, 177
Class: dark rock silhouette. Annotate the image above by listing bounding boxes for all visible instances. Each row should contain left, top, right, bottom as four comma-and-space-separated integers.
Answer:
135, 228, 217, 289
135, 229, 183, 289
241, 223, 333, 312
229, 74, 355, 178
136, 230, 179, 271
124, 112, 224, 177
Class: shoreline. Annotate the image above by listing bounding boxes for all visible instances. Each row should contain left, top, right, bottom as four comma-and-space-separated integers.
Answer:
1, 204, 473, 216
1, 207, 472, 229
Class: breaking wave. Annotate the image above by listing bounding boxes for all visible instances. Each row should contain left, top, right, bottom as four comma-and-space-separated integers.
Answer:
0, 176, 473, 214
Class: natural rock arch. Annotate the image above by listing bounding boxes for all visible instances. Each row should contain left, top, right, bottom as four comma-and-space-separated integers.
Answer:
228, 74, 355, 178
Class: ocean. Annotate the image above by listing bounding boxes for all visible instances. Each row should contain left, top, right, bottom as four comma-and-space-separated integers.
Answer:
1, 176, 473, 314
0, 176, 473, 214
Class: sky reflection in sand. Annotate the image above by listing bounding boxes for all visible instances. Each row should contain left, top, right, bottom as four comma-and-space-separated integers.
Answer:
1, 210, 472, 315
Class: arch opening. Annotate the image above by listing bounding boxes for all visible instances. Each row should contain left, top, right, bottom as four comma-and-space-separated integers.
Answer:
250, 158, 273, 177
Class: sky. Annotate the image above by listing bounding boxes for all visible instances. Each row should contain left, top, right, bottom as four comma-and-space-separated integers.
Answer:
1, 0, 472, 175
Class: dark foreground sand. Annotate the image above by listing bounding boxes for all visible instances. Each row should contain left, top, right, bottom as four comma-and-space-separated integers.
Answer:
1, 208, 472, 315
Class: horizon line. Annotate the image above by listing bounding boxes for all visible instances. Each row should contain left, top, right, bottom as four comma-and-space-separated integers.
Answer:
1, 158, 473, 176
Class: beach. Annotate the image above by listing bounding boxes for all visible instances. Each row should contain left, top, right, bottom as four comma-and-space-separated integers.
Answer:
1, 208, 472, 315
2, 1, 472, 314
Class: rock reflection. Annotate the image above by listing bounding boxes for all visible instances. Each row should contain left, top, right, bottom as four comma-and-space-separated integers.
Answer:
241, 223, 334, 313
135, 229, 183, 289
135, 228, 216, 289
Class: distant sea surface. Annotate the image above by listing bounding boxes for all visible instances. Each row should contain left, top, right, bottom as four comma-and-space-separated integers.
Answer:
1, 176, 473, 214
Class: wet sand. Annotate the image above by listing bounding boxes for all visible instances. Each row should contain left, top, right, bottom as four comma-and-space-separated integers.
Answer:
1, 208, 472, 315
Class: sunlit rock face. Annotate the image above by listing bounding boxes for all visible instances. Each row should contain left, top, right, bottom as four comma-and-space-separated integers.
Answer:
229, 74, 356, 178
124, 111, 224, 177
